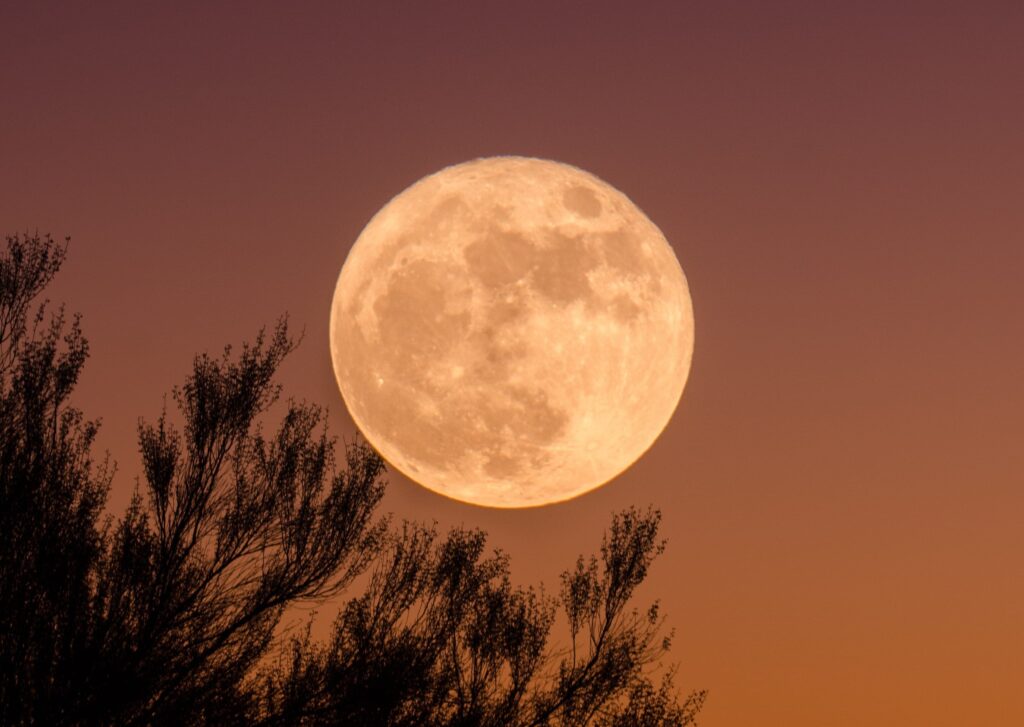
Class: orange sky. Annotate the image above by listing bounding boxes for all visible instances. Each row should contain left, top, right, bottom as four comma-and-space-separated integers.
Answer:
2, 2, 1022, 724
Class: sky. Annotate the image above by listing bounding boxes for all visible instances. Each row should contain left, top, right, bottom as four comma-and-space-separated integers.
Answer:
2, 2, 1023, 724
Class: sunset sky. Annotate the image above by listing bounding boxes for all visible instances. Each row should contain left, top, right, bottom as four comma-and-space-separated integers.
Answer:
3, 2, 1022, 724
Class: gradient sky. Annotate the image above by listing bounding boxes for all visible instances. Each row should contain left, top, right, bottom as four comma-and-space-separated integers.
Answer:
3, 2, 1023, 724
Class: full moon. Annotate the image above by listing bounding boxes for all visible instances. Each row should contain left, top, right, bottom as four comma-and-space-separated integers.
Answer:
330, 157, 693, 508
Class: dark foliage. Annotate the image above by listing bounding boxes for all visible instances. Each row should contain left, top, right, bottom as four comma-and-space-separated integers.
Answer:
259, 510, 705, 727
0, 235, 111, 724
0, 234, 704, 725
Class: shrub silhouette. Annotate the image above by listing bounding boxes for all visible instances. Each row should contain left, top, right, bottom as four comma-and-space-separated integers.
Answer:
0, 234, 705, 726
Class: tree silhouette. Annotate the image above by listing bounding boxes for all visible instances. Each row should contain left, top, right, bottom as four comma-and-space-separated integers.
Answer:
0, 235, 111, 724
259, 510, 705, 726
0, 234, 705, 726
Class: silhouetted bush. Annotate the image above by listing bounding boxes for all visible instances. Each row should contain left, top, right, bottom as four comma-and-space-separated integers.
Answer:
0, 234, 704, 726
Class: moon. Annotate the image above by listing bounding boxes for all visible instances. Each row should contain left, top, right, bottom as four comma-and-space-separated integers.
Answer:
330, 157, 693, 508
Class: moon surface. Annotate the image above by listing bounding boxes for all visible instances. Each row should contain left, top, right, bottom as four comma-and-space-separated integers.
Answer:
330, 157, 693, 508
